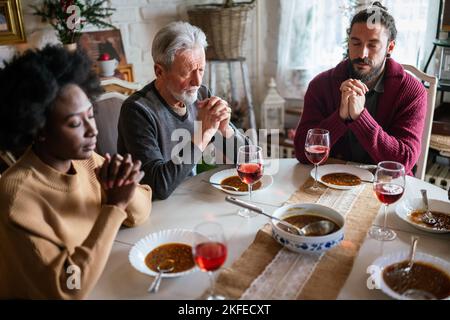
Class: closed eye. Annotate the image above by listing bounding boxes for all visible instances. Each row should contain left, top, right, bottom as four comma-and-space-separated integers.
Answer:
69, 122, 81, 128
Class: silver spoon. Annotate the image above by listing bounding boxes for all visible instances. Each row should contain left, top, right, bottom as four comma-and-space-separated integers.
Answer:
392, 236, 417, 280
400, 237, 436, 300
148, 259, 175, 293
225, 196, 335, 236
202, 180, 240, 192
405, 236, 419, 273
420, 189, 436, 225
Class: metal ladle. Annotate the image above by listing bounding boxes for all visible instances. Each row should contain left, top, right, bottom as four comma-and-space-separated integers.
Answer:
225, 196, 335, 236
148, 259, 175, 293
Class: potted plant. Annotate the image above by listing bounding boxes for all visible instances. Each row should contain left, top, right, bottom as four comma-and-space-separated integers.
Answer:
187, 0, 256, 60
30, 0, 115, 49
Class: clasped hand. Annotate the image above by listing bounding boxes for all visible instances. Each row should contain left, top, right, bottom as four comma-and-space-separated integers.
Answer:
339, 79, 368, 121
195, 96, 233, 150
95, 153, 145, 209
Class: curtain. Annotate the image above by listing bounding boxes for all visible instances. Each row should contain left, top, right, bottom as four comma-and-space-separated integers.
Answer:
277, 0, 434, 100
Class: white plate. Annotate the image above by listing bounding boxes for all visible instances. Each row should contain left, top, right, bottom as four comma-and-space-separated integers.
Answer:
395, 198, 450, 234
209, 168, 273, 195
310, 164, 374, 190
129, 229, 199, 278
372, 251, 450, 300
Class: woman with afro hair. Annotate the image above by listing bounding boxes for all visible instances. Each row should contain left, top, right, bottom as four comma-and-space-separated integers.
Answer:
0, 45, 152, 299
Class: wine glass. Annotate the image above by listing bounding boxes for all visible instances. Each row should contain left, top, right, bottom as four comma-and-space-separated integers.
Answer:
236, 145, 264, 218
193, 222, 227, 300
369, 161, 405, 241
304, 128, 330, 193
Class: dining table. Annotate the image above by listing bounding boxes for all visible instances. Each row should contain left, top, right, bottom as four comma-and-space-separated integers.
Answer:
88, 158, 450, 300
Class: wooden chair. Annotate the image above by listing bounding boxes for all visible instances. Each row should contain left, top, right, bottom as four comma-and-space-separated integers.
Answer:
402, 64, 437, 180
100, 77, 142, 96
94, 78, 142, 155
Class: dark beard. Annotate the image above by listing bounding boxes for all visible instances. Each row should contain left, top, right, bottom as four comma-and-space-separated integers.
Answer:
350, 57, 385, 84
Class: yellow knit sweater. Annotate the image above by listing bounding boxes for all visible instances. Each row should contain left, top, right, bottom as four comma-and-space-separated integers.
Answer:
0, 148, 152, 299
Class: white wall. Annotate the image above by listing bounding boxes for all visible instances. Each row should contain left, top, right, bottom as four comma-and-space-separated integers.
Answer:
0, 0, 281, 116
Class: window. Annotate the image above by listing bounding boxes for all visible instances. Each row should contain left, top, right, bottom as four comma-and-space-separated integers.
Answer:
277, 0, 431, 99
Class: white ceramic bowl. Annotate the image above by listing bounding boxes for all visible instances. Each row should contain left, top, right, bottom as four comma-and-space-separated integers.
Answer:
372, 251, 450, 300
395, 198, 450, 234
129, 229, 199, 278
270, 203, 345, 253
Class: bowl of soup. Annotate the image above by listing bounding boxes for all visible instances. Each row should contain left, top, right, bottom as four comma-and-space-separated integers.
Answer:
396, 198, 450, 233
372, 251, 450, 300
270, 203, 345, 253
129, 229, 200, 278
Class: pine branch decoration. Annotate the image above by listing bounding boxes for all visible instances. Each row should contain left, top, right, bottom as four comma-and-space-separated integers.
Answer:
30, 0, 116, 44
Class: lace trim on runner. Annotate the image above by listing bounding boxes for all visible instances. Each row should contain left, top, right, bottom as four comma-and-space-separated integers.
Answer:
240, 184, 366, 300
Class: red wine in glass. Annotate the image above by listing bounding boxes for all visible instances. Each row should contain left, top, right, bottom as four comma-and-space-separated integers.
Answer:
237, 163, 263, 185
193, 222, 227, 300
236, 145, 264, 218
305, 145, 330, 165
374, 183, 404, 205
369, 161, 406, 242
304, 129, 330, 193
194, 242, 227, 272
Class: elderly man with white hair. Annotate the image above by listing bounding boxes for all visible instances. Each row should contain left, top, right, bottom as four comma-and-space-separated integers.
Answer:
118, 21, 248, 200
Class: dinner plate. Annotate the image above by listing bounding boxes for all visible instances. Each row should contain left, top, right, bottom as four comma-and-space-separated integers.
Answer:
209, 168, 273, 195
395, 198, 450, 234
129, 229, 199, 278
310, 164, 374, 190
371, 251, 450, 300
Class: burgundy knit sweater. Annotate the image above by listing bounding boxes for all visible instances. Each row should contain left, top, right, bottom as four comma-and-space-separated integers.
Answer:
294, 58, 427, 176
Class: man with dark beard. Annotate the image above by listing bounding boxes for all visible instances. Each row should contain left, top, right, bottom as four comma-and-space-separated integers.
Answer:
294, 2, 427, 176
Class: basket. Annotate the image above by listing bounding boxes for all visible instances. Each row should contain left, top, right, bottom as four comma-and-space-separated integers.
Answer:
187, 3, 255, 60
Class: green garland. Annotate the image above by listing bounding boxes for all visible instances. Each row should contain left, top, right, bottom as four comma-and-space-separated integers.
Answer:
30, 0, 116, 44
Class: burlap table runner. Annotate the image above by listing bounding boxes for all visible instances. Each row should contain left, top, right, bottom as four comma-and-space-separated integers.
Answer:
211, 175, 382, 300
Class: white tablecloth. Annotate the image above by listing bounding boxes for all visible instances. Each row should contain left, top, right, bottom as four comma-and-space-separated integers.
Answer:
89, 159, 450, 300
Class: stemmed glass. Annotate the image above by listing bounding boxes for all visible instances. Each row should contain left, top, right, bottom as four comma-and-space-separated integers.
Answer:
369, 161, 405, 241
193, 222, 228, 300
304, 128, 330, 193
236, 145, 264, 218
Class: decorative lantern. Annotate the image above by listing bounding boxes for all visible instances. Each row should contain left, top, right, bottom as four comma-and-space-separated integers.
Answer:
261, 78, 285, 130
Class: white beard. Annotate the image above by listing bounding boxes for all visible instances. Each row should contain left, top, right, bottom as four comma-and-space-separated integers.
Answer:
171, 88, 199, 106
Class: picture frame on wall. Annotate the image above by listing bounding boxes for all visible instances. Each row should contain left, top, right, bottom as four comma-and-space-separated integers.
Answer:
78, 29, 128, 68
0, 0, 26, 45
